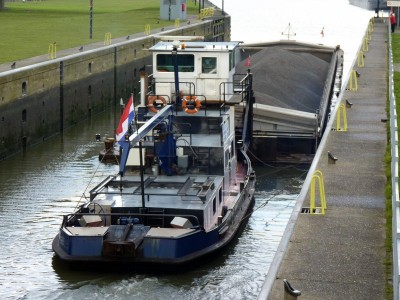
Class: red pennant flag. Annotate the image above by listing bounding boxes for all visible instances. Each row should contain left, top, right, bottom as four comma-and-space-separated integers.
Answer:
320, 27, 324, 37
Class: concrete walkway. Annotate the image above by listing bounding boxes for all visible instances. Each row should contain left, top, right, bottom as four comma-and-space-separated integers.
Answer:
265, 20, 388, 299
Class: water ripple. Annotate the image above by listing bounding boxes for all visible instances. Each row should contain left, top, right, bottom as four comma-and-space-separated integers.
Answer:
0, 102, 305, 299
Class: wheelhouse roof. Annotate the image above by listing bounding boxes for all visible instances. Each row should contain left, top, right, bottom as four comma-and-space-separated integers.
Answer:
149, 41, 240, 53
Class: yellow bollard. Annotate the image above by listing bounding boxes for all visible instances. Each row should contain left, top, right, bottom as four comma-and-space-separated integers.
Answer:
310, 170, 327, 215
336, 103, 348, 132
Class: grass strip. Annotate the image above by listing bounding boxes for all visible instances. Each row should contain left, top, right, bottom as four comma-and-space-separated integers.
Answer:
0, 0, 199, 63
387, 32, 400, 299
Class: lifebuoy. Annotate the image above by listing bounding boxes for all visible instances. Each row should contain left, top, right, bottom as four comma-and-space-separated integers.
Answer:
182, 96, 201, 114
147, 95, 166, 113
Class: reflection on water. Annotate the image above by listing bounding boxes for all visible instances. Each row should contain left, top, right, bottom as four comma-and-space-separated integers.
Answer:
0, 105, 307, 299
0, 0, 374, 298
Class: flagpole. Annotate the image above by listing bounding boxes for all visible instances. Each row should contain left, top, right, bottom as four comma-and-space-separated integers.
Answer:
132, 93, 138, 133
139, 140, 145, 208
130, 93, 135, 135
120, 97, 124, 115
132, 92, 146, 208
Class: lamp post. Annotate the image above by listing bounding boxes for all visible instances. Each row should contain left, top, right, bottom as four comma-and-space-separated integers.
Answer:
168, 0, 171, 21
198, 0, 204, 13
376, 1, 380, 17
90, 0, 93, 39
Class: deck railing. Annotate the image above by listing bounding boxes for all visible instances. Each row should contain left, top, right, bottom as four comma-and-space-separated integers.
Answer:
62, 212, 201, 229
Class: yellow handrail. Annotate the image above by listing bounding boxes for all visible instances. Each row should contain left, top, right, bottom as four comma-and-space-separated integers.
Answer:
104, 32, 112, 45
349, 70, 358, 91
357, 51, 364, 68
48, 42, 57, 59
310, 170, 327, 215
144, 24, 151, 35
362, 36, 369, 51
368, 18, 374, 34
199, 7, 214, 20
336, 103, 348, 132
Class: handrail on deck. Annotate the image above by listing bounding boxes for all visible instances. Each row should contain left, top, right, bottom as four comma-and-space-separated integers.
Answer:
62, 212, 201, 229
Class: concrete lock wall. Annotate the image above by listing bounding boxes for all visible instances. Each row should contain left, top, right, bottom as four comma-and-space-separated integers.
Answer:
0, 16, 230, 160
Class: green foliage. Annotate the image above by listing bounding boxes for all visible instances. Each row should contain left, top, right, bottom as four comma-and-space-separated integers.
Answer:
384, 131, 393, 298
392, 34, 400, 64
0, 0, 199, 63
395, 72, 400, 103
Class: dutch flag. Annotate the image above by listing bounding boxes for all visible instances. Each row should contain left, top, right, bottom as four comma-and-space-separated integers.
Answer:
116, 95, 134, 146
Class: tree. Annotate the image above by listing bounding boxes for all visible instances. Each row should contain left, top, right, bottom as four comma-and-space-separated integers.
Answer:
0, 0, 5, 10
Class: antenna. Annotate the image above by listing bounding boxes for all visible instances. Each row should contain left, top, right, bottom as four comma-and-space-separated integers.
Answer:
282, 23, 296, 40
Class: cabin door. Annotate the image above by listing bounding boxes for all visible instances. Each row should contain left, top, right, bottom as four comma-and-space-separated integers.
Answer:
197, 56, 219, 101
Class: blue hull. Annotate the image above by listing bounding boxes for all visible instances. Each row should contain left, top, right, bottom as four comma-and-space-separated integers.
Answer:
52, 40, 257, 270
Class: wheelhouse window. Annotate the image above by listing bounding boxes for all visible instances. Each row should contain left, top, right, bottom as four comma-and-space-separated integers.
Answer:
202, 57, 217, 74
229, 51, 235, 71
224, 148, 230, 167
156, 54, 194, 72
213, 197, 216, 214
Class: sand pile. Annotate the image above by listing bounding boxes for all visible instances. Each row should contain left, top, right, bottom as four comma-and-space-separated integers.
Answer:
236, 47, 330, 113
